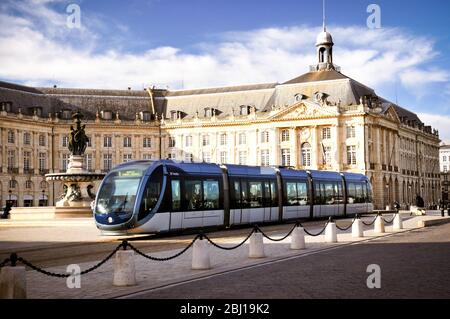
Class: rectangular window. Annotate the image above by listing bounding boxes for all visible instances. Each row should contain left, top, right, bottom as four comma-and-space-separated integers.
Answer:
346, 126, 356, 138
8, 150, 16, 168
171, 180, 181, 211
62, 154, 70, 171
62, 135, 69, 147
281, 149, 291, 167
220, 134, 227, 146
123, 154, 132, 163
261, 131, 269, 143
104, 136, 112, 148
185, 180, 203, 211
261, 150, 270, 167
86, 135, 92, 147
239, 151, 247, 165
202, 135, 210, 146
123, 136, 132, 148
184, 153, 193, 163
143, 137, 152, 148
202, 152, 211, 163
23, 151, 31, 171
103, 153, 112, 170
347, 146, 357, 165
239, 133, 247, 145
322, 127, 331, 140
185, 135, 192, 147
39, 134, 46, 146
444, 156, 447, 162
7, 130, 15, 143
203, 180, 220, 209
444, 166, 448, 173
324, 146, 332, 165
23, 132, 31, 145
168, 136, 176, 148
281, 130, 290, 142
143, 154, 152, 160
220, 151, 227, 164
248, 181, 263, 208
85, 154, 93, 171
38, 152, 46, 170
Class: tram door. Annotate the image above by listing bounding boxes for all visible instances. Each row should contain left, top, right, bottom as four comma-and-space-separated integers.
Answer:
230, 179, 249, 225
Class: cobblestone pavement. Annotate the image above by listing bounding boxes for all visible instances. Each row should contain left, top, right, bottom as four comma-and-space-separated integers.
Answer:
129, 223, 450, 299
1, 212, 448, 298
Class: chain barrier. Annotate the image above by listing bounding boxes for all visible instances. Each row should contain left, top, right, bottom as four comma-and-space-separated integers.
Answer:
256, 224, 298, 242
300, 220, 330, 237
335, 217, 357, 231
382, 213, 397, 224
204, 228, 256, 250
0, 258, 11, 269
0, 242, 124, 278
362, 215, 378, 226
126, 235, 200, 261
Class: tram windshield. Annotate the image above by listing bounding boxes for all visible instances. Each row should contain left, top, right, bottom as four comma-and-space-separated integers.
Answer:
95, 164, 147, 216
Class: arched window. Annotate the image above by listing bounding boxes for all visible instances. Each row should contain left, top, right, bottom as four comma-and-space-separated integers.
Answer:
301, 143, 312, 167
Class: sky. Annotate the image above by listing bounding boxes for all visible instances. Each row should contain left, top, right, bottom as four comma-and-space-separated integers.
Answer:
0, 0, 449, 141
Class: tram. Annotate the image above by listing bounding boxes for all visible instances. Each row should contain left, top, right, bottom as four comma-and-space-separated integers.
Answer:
94, 160, 373, 234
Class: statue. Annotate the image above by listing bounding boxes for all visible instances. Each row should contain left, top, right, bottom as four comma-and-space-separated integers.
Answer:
68, 112, 88, 155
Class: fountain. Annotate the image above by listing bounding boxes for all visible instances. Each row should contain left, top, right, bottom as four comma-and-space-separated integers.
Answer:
45, 112, 105, 211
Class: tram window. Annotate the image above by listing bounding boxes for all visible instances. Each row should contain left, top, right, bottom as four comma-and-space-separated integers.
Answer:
355, 183, 363, 203
325, 183, 335, 205
249, 181, 263, 208
203, 180, 219, 210
285, 182, 298, 206
314, 182, 321, 205
361, 183, 368, 203
171, 180, 181, 211
367, 183, 373, 202
263, 181, 271, 207
297, 182, 308, 206
347, 183, 356, 204
231, 179, 241, 209
270, 181, 278, 207
240, 180, 250, 208
185, 180, 203, 211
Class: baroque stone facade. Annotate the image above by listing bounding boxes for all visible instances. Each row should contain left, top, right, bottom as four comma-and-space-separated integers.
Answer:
0, 28, 440, 209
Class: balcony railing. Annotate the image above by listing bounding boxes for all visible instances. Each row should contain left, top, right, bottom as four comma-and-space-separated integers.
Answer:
24, 168, 34, 175
7, 167, 19, 174
388, 165, 393, 172
394, 166, 399, 173
382, 164, 387, 171
39, 169, 49, 175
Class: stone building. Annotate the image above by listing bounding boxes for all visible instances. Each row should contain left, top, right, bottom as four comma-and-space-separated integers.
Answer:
0, 27, 441, 209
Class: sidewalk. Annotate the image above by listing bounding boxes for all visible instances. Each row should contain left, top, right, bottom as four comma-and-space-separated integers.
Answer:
15, 212, 448, 299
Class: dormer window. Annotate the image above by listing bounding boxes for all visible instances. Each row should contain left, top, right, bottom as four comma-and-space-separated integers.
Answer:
141, 111, 153, 122
29, 107, 42, 117
204, 107, 220, 118
240, 105, 251, 116
1, 101, 13, 112
101, 110, 112, 120
61, 109, 72, 120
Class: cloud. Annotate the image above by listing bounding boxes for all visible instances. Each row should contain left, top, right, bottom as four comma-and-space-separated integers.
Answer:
0, 1, 448, 97
417, 113, 450, 144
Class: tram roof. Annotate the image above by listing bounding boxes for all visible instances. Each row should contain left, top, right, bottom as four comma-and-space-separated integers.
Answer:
340, 172, 369, 182
309, 170, 344, 181
224, 165, 277, 177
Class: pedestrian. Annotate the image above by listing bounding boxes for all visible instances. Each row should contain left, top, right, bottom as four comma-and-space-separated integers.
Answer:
1, 202, 12, 219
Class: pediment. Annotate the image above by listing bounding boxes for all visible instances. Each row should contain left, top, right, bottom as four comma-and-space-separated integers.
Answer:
269, 101, 338, 120
385, 106, 401, 123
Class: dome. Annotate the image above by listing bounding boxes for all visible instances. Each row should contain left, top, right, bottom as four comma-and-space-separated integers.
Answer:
316, 30, 333, 46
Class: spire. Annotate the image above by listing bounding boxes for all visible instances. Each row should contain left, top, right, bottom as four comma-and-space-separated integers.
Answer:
323, 0, 326, 32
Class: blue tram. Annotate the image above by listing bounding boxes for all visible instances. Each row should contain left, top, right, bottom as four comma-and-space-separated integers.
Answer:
94, 160, 373, 234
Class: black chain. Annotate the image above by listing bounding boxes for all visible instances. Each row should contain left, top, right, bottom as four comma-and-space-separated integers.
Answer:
362, 215, 378, 226
300, 220, 330, 237
256, 224, 298, 242
0, 258, 11, 269
15, 242, 124, 278
204, 228, 256, 250
382, 213, 397, 224
127, 235, 199, 261
335, 217, 357, 231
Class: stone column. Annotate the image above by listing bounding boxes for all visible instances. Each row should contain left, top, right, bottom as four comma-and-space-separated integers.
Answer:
311, 126, 318, 170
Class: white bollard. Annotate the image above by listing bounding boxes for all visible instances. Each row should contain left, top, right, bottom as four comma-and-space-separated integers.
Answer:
325, 222, 337, 243
352, 219, 364, 238
290, 227, 306, 250
374, 215, 385, 233
113, 250, 136, 287
249, 232, 265, 258
393, 213, 403, 230
192, 239, 211, 270
0, 266, 27, 299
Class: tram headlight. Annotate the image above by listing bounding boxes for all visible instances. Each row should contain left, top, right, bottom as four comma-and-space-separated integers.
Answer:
108, 217, 113, 223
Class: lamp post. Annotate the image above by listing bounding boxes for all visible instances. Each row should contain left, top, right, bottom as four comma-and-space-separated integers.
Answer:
8, 189, 12, 206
